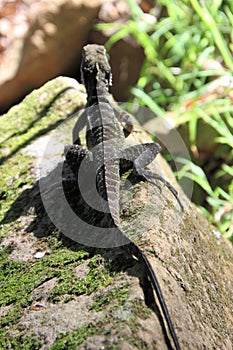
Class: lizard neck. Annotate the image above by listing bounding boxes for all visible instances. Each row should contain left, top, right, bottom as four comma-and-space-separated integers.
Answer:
86, 77, 110, 106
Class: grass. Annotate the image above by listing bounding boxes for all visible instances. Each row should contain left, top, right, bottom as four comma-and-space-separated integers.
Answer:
96, 0, 233, 241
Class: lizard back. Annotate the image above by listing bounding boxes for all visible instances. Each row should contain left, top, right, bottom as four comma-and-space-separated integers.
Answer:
81, 44, 125, 228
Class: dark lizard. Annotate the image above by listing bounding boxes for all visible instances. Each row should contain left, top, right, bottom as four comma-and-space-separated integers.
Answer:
64, 44, 182, 350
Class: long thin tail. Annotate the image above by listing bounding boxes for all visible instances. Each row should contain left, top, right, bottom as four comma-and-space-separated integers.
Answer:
130, 243, 181, 350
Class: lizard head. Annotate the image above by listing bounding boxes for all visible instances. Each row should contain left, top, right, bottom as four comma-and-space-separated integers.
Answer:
81, 44, 112, 89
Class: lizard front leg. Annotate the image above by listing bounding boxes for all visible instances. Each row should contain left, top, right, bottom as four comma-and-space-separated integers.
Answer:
64, 144, 92, 177
111, 102, 134, 137
121, 143, 183, 211
72, 110, 87, 145
58, 143, 92, 195
40, 145, 89, 198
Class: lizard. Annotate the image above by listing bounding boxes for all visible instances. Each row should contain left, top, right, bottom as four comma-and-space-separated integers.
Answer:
64, 44, 182, 350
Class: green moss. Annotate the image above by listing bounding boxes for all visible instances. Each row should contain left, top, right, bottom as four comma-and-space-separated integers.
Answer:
0, 247, 90, 332
0, 307, 22, 329
0, 244, 118, 346
49, 255, 114, 303
0, 153, 33, 225
0, 248, 88, 307
47, 292, 151, 349
49, 323, 98, 350
90, 285, 129, 312
0, 79, 81, 156
0, 330, 42, 350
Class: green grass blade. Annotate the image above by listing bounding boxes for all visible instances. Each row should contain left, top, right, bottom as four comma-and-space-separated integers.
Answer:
190, 0, 233, 71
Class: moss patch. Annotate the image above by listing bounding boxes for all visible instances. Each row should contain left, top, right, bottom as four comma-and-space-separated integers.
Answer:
0, 331, 42, 350
0, 247, 90, 306
49, 295, 151, 350
48, 254, 115, 303
49, 323, 98, 350
90, 285, 129, 312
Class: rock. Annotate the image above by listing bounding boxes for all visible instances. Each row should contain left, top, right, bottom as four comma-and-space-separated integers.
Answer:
0, 0, 103, 113
0, 77, 232, 349
0, 0, 157, 112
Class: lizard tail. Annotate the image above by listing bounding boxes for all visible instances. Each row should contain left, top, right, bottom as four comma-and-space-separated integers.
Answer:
130, 242, 181, 350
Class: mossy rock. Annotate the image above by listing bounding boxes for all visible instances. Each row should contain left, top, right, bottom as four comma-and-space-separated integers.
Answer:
0, 77, 232, 349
